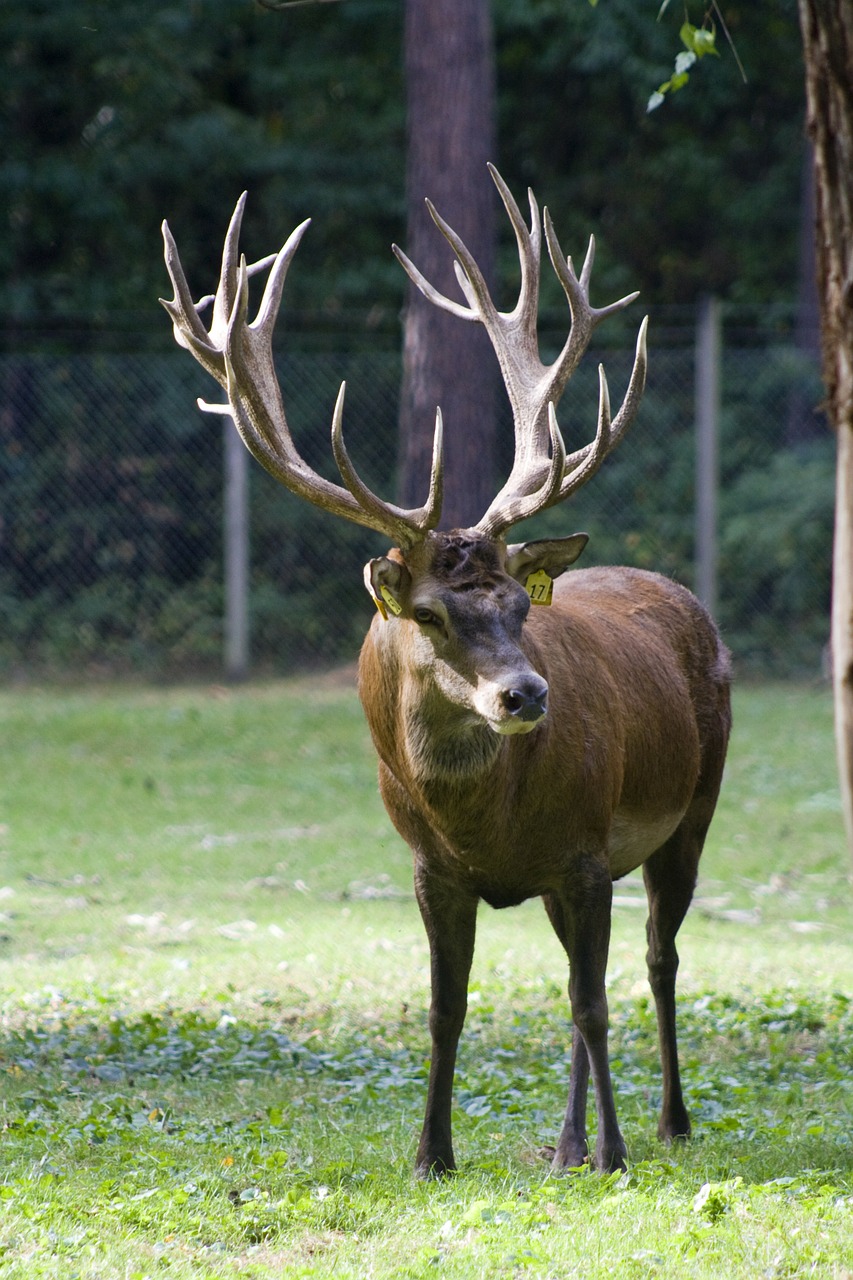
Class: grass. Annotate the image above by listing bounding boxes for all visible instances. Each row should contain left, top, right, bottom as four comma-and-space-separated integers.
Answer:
0, 674, 851, 1278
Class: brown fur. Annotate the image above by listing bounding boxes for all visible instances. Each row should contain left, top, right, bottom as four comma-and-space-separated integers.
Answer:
358, 530, 731, 1176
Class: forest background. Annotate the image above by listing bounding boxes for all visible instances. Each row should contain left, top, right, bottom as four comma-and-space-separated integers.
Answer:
0, 0, 830, 677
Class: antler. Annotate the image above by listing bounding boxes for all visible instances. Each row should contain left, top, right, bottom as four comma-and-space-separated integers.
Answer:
393, 164, 648, 540
161, 194, 443, 551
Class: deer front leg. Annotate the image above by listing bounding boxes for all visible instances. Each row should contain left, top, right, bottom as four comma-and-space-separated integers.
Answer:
557, 1024, 592, 1169
543, 894, 590, 1167
545, 862, 627, 1173
413, 862, 478, 1178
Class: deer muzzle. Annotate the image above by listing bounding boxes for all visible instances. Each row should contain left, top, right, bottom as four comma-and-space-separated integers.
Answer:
501, 679, 548, 722
477, 670, 549, 734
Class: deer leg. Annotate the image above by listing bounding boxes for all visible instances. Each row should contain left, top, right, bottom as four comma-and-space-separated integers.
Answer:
413, 864, 478, 1178
545, 866, 627, 1173
642, 807, 708, 1143
560, 1025, 592, 1167
543, 895, 590, 1168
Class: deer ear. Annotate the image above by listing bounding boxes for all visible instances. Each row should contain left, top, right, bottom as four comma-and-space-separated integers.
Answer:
364, 556, 412, 619
505, 534, 589, 584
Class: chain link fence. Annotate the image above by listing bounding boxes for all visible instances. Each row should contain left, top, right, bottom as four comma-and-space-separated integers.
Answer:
0, 313, 833, 679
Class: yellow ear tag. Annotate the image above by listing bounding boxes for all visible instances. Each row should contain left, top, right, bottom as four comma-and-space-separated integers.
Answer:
525, 569, 553, 606
370, 590, 389, 620
380, 585, 403, 617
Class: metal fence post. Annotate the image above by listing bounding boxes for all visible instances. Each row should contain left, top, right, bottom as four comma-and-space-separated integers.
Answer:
695, 295, 721, 617
223, 419, 250, 681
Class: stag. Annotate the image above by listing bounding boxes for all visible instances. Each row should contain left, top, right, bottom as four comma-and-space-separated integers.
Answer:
161, 167, 731, 1176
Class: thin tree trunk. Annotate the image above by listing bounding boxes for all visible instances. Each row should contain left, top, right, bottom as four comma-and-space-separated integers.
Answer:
399, 0, 498, 531
833, 425, 853, 853
798, 0, 853, 854
786, 145, 823, 445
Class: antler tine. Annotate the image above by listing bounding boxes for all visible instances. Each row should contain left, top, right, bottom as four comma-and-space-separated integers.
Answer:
211, 191, 250, 344
558, 365, 615, 502
333, 387, 444, 546
250, 218, 311, 341
485, 163, 541, 330
543, 213, 641, 400
392, 242, 474, 322
549, 224, 641, 325
558, 315, 649, 488
161, 221, 221, 367
163, 197, 444, 548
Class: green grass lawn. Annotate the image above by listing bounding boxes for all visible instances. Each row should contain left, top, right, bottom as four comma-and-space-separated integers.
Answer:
0, 676, 851, 1278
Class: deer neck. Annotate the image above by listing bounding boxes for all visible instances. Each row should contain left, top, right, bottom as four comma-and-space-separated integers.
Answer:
358, 621, 506, 791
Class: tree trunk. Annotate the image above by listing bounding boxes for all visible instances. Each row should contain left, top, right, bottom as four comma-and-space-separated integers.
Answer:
798, 0, 853, 854
399, 0, 498, 531
785, 145, 824, 445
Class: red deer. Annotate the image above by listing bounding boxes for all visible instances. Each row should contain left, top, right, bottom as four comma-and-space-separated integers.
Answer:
161, 167, 731, 1176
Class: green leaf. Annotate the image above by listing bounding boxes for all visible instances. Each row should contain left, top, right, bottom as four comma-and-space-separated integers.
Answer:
693, 27, 720, 58
462, 1199, 493, 1226
680, 20, 718, 60
680, 21, 700, 53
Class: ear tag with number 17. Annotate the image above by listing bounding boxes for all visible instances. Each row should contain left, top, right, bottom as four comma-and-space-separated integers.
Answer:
380, 586, 403, 616
525, 569, 553, 606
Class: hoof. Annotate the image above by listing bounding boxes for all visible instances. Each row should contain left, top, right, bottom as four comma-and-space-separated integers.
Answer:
415, 1157, 456, 1181
592, 1146, 627, 1174
543, 1141, 590, 1173
658, 1119, 691, 1145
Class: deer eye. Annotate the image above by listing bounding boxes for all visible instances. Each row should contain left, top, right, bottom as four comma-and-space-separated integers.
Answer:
413, 607, 441, 628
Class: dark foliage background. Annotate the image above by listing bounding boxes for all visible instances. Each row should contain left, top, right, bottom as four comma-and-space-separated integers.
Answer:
2, 1, 806, 340
1, 1, 827, 678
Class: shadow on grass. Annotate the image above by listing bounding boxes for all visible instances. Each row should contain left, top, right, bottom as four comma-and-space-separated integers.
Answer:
3, 988, 852, 1187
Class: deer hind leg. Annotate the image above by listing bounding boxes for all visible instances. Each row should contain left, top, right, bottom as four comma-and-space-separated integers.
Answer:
543, 863, 627, 1174
641, 800, 713, 1143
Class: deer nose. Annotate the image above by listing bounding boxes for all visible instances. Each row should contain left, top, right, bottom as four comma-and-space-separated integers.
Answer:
500, 676, 549, 722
